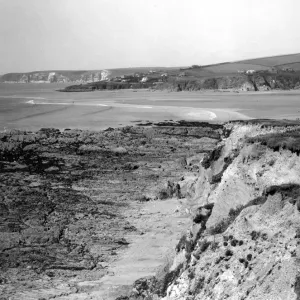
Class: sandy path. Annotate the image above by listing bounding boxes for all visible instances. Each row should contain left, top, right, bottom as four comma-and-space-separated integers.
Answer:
67, 198, 191, 300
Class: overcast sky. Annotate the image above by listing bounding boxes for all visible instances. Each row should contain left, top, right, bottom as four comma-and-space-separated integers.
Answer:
0, 0, 299, 73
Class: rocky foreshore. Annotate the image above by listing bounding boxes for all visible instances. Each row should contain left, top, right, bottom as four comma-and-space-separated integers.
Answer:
0, 121, 223, 299
2, 119, 300, 300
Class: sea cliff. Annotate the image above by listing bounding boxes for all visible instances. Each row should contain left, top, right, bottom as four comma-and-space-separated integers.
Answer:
120, 119, 300, 300
0, 70, 111, 84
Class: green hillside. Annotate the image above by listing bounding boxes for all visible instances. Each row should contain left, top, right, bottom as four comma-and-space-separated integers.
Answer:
65, 52, 300, 92
236, 53, 300, 67
174, 53, 300, 80
2, 53, 300, 84
204, 63, 272, 73
277, 62, 300, 71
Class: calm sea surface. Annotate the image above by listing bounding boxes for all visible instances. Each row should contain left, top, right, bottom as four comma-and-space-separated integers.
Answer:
1, 83, 300, 131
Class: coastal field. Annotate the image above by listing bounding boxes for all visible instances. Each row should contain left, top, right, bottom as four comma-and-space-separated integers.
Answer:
1, 83, 300, 132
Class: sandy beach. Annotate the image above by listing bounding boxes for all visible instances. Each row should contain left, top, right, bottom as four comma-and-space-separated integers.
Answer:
1, 84, 300, 132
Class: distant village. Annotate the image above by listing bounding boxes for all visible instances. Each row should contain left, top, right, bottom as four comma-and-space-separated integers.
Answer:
237, 67, 295, 74
107, 70, 170, 84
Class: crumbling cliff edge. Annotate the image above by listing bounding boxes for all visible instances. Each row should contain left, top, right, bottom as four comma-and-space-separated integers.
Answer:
120, 119, 300, 300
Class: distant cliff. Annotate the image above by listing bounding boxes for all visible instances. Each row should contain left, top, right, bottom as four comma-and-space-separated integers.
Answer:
3, 59, 300, 93
154, 72, 300, 92
59, 72, 300, 92
0, 70, 111, 83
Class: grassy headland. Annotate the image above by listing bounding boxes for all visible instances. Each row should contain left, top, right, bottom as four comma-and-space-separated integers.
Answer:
58, 53, 300, 92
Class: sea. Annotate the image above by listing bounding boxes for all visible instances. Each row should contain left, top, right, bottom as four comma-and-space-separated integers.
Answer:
1, 83, 300, 131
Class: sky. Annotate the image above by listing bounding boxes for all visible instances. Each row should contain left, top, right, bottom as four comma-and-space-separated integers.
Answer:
0, 0, 300, 73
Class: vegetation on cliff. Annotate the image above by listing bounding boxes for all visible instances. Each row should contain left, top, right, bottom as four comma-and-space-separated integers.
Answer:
248, 130, 300, 154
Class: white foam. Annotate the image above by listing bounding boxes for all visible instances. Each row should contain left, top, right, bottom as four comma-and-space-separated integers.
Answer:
26, 100, 35, 104
209, 112, 217, 120
135, 105, 152, 109
187, 111, 217, 120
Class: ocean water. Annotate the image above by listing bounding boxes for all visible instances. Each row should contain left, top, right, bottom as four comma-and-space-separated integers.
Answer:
1, 83, 300, 131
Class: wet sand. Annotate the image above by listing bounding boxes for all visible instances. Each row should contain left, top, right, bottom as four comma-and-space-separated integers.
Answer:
1, 84, 300, 131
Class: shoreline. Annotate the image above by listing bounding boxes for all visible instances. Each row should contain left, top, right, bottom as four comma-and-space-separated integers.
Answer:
23, 100, 251, 122
1, 86, 300, 133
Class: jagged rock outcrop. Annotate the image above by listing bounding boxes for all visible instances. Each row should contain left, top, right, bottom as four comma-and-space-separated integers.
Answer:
48, 72, 57, 82
0, 121, 222, 299
101, 69, 112, 81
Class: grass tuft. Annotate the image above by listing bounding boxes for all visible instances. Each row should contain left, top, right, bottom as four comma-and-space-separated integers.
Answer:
248, 130, 300, 154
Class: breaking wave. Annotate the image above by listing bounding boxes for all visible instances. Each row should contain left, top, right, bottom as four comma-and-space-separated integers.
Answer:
187, 110, 217, 120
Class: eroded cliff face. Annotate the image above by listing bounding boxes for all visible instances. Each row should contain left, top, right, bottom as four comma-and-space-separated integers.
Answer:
0, 70, 111, 83
155, 73, 300, 92
124, 121, 300, 300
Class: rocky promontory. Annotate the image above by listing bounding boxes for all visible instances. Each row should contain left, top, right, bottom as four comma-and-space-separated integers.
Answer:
59, 71, 300, 92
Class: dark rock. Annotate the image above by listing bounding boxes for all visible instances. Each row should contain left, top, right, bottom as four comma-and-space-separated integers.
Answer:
225, 249, 233, 257
193, 203, 214, 227
117, 238, 130, 245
